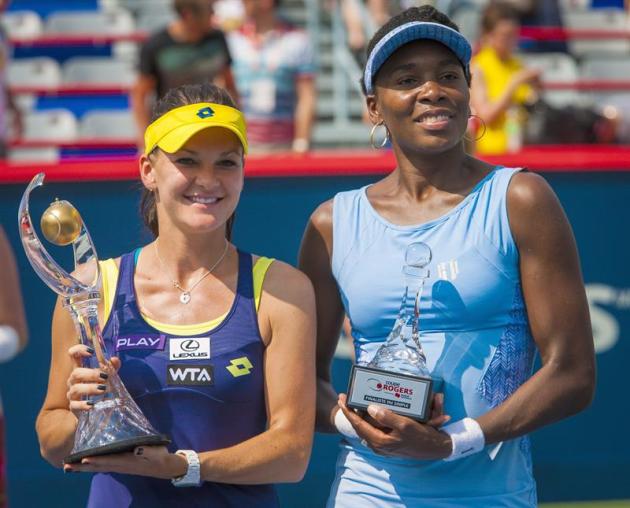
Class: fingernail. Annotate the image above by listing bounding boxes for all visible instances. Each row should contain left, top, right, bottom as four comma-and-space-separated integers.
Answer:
97, 384, 107, 391
81, 459, 90, 465
367, 405, 380, 418
86, 346, 95, 354
135, 447, 144, 456
99, 372, 108, 380
86, 401, 95, 406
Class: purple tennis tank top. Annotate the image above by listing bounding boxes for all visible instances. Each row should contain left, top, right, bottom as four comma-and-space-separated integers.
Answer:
87, 249, 278, 507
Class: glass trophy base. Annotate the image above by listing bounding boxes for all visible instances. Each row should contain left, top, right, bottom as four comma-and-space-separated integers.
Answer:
64, 434, 171, 464
347, 365, 433, 422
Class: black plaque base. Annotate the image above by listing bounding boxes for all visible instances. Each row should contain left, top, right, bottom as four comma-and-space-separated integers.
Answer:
64, 434, 171, 464
347, 365, 433, 422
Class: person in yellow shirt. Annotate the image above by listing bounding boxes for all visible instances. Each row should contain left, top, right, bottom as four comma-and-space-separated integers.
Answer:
470, 1, 541, 155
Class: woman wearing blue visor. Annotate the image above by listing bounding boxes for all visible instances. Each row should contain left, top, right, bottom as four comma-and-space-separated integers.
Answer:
300, 6, 595, 507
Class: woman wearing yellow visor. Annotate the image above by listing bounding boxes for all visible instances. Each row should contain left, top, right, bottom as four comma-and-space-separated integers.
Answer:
36, 83, 316, 507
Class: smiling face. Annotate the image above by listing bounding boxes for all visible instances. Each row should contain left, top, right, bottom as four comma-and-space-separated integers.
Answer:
141, 127, 244, 237
367, 40, 470, 155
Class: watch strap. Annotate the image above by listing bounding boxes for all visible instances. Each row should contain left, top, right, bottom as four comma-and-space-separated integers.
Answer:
171, 449, 201, 487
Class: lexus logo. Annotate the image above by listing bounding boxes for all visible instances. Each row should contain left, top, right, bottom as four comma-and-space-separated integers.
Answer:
181, 339, 199, 352
169, 337, 210, 360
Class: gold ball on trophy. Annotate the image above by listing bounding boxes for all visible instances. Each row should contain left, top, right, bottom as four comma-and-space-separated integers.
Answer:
40, 200, 82, 246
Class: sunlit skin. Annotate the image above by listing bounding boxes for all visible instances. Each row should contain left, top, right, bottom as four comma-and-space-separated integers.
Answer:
484, 19, 520, 61
140, 127, 244, 243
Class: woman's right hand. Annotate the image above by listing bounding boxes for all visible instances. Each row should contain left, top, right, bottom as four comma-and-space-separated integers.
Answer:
66, 344, 120, 417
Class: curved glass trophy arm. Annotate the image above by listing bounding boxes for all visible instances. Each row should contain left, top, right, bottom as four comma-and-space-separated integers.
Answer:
17, 172, 170, 463
18, 173, 100, 297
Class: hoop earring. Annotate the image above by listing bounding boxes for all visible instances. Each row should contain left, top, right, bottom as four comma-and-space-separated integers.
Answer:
370, 121, 390, 149
464, 114, 487, 142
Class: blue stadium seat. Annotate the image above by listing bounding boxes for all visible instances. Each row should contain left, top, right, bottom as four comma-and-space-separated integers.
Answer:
7, 1, 99, 17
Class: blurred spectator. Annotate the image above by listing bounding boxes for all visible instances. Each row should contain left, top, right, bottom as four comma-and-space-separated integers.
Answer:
0, 225, 29, 508
0, 0, 22, 158
214, 0, 245, 31
340, 0, 408, 62
131, 0, 237, 146
228, 0, 316, 153
470, 1, 541, 155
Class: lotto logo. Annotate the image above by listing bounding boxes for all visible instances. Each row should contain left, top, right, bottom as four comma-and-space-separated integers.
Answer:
226, 357, 253, 377
197, 106, 214, 119
167, 364, 214, 386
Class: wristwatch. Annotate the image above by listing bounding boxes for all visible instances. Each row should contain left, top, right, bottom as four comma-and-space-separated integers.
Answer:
171, 449, 202, 487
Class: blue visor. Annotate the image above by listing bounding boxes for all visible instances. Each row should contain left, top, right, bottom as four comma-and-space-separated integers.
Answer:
364, 21, 472, 94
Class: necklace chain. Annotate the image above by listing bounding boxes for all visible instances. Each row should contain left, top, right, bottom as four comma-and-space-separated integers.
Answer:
154, 239, 230, 304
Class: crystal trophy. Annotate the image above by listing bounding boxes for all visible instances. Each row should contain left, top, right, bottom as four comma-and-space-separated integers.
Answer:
347, 242, 434, 422
18, 173, 169, 464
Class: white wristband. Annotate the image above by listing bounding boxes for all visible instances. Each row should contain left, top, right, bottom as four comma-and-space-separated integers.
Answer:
0, 326, 20, 363
442, 417, 485, 461
334, 408, 359, 440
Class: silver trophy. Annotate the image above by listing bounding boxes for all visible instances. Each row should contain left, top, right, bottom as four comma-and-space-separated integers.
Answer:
18, 173, 169, 464
347, 242, 434, 421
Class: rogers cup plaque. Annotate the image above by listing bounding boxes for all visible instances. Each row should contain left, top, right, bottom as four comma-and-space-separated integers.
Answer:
18, 173, 169, 463
347, 242, 434, 422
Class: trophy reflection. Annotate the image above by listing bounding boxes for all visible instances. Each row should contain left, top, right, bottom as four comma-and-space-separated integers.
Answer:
347, 242, 434, 422
18, 173, 169, 464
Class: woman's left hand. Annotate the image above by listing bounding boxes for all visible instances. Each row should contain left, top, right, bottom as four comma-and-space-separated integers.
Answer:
63, 446, 187, 479
338, 394, 452, 460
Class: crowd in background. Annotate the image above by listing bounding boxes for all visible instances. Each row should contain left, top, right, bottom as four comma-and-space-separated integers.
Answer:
2, 0, 630, 156
127, 0, 624, 154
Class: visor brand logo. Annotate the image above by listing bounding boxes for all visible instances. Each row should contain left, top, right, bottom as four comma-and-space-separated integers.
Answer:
197, 106, 215, 119
167, 364, 214, 385
170, 337, 210, 360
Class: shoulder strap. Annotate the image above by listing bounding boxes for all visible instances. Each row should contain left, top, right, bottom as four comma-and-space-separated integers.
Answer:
331, 188, 365, 281
253, 257, 274, 311
472, 166, 523, 261
113, 251, 138, 308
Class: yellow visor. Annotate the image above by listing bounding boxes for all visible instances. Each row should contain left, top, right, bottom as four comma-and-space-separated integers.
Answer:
144, 103, 248, 156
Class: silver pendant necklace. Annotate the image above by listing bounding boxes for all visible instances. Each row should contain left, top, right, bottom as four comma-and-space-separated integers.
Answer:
155, 239, 230, 304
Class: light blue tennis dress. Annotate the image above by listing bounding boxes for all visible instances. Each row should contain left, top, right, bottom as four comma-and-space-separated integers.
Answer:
329, 167, 538, 507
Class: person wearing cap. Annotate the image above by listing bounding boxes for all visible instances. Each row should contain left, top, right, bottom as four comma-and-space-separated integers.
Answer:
36, 83, 316, 507
299, 5, 594, 507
